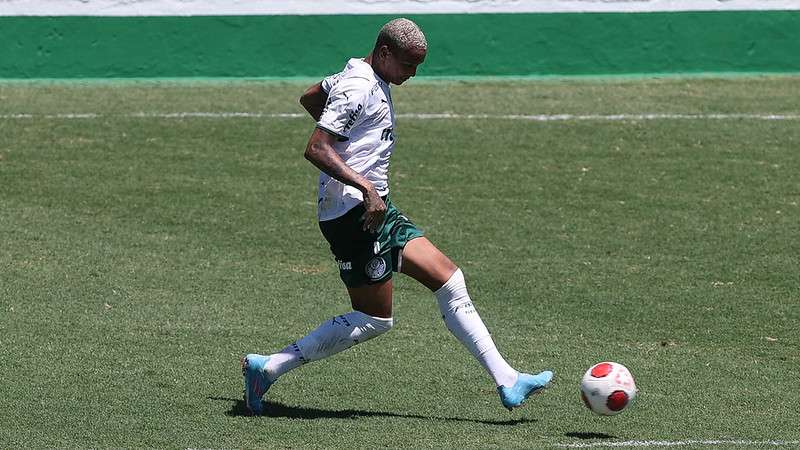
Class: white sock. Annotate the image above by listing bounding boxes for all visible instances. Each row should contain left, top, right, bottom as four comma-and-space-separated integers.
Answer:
264, 310, 393, 381
435, 269, 519, 388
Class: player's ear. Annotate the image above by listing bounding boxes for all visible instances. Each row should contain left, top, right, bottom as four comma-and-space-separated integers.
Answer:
378, 44, 391, 60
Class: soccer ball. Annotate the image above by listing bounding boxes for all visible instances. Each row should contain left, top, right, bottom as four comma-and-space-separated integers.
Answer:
580, 362, 637, 416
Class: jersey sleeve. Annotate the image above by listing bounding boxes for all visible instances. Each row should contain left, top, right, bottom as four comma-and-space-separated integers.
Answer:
317, 77, 369, 141
320, 73, 337, 93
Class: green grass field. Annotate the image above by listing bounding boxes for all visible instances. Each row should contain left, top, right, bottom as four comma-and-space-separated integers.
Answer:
1, 77, 799, 449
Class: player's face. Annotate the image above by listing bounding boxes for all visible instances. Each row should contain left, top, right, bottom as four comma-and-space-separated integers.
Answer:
383, 46, 426, 85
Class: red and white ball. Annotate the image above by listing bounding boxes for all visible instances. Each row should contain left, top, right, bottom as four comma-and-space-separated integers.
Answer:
580, 362, 637, 416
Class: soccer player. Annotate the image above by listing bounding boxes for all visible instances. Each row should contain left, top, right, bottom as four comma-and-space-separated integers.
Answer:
242, 18, 552, 415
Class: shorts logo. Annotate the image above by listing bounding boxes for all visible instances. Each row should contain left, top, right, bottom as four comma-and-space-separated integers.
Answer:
365, 257, 387, 280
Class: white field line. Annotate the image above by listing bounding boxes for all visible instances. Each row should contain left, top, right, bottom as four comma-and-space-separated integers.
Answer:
2, 112, 800, 121
555, 439, 800, 448
402, 113, 800, 121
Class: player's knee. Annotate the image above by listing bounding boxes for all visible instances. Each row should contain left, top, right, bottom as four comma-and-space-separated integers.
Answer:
435, 268, 467, 301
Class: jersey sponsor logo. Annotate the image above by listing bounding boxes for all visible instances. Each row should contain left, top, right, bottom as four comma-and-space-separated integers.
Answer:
365, 256, 387, 280
381, 127, 394, 141
337, 259, 352, 271
342, 103, 363, 133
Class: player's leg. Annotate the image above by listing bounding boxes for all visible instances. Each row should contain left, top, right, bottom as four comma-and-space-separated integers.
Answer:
262, 280, 393, 381
400, 237, 553, 410
397, 235, 457, 291
242, 280, 393, 415
400, 237, 517, 386
242, 203, 396, 415
348, 278, 393, 318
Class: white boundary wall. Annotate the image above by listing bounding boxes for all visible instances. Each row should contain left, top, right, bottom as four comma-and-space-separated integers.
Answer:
1, 0, 799, 16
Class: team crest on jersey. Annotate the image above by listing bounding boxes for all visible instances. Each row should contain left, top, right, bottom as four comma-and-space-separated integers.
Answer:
365, 256, 387, 280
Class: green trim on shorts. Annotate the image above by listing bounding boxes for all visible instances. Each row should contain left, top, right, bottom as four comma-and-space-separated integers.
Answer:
318, 196, 424, 288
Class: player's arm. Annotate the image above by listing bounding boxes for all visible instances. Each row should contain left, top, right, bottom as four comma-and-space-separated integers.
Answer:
299, 82, 328, 122
304, 128, 386, 232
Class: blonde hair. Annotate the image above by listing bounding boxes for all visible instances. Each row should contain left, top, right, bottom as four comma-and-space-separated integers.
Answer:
375, 18, 427, 53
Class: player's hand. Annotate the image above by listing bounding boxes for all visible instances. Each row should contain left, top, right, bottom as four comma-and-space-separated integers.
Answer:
361, 187, 387, 233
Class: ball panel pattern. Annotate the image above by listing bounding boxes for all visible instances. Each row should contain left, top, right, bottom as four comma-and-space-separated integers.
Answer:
606, 390, 629, 411
590, 362, 613, 378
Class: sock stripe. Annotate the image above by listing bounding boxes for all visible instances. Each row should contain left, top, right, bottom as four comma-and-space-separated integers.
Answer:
291, 342, 308, 364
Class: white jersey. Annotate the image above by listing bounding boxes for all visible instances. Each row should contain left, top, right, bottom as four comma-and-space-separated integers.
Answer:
315, 58, 395, 221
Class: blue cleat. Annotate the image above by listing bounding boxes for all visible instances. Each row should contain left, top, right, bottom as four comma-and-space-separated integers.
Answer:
498, 370, 554, 411
241, 354, 273, 416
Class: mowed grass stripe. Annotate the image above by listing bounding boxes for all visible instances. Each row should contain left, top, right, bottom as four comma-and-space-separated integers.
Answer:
556, 439, 800, 448
2, 112, 800, 120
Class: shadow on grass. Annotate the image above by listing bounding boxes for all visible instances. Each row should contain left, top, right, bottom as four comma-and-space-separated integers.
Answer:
209, 397, 536, 426
564, 432, 617, 440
